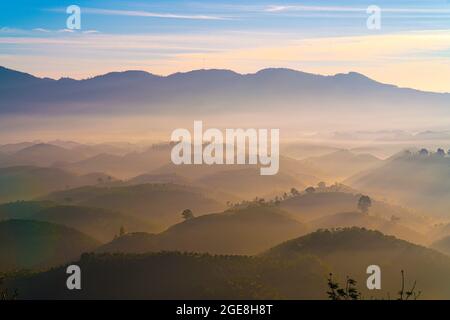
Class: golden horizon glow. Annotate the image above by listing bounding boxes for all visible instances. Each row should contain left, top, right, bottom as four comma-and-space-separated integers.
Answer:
1, 30, 450, 93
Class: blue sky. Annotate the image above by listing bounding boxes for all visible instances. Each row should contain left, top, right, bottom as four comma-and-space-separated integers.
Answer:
2, 0, 450, 34
1, 1, 450, 91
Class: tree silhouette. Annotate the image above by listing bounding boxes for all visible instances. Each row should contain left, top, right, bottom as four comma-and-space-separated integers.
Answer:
436, 148, 446, 157
326, 270, 420, 300
182, 209, 194, 220
0, 277, 17, 300
327, 273, 360, 300
357, 195, 372, 214
398, 270, 421, 300
290, 188, 300, 197
305, 187, 316, 194
119, 225, 126, 237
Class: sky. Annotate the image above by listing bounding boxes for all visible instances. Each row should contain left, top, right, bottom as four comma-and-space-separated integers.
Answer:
1, 0, 450, 92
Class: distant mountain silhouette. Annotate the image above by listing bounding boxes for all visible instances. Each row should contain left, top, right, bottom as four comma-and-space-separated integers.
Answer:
301, 150, 382, 180
1, 143, 86, 167
1, 66, 449, 115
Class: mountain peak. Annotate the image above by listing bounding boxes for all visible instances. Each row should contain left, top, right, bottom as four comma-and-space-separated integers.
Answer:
0, 65, 46, 84
88, 70, 160, 82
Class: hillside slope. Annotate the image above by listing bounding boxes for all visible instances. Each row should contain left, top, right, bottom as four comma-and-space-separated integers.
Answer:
265, 228, 450, 299
0, 220, 99, 272
98, 205, 309, 255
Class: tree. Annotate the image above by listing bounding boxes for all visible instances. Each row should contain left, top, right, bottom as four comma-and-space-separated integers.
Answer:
398, 270, 421, 300
182, 209, 194, 220
327, 273, 360, 300
326, 270, 420, 300
305, 187, 316, 194
419, 148, 429, 156
290, 188, 300, 197
0, 277, 17, 300
119, 225, 126, 237
357, 195, 372, 214
317, 181, 326, 190
436, 148, 446, 157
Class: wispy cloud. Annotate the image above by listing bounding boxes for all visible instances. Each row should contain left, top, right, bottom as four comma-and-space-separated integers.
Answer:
82, 30, 100, 34
265, 5, 450, 14
33, 28, 51, 33
58, 28, 75, 33
48, 7, 232, 20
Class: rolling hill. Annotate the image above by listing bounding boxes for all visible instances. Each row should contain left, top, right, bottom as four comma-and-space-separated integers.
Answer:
1, 143, 86, 167
301, 150, 382, 180
0, 166, 116, 203
61, 144, 171, 178
279, 190, 431, 234
346, 151, 450, 216
40, 183, 224, 230
265, 228, 450, 299
28, 205, 154, 243
431, 236, 450, 256
98, 205, 309, 255
6, 251, 326, 299
0, 200, 56, 220
0, 220, 99, 272
8, 228, 450, 299
194, 168, 305, 200
309, 211, 427, 245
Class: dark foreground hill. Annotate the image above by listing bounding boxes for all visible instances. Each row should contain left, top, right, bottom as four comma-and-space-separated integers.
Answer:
7, 228, 450, 299
7, 252, 326, 300
0, 220, 99, 273
265, 228, 450, 299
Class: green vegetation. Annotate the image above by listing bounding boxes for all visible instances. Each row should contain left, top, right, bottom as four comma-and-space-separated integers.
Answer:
326, 270, 421, 300
265, 228, 450, 299
0, 220, 99, 273
8, 252, 326, 300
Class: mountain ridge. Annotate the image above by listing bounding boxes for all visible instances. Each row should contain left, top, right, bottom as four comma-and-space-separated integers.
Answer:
1, 66, 448, 116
